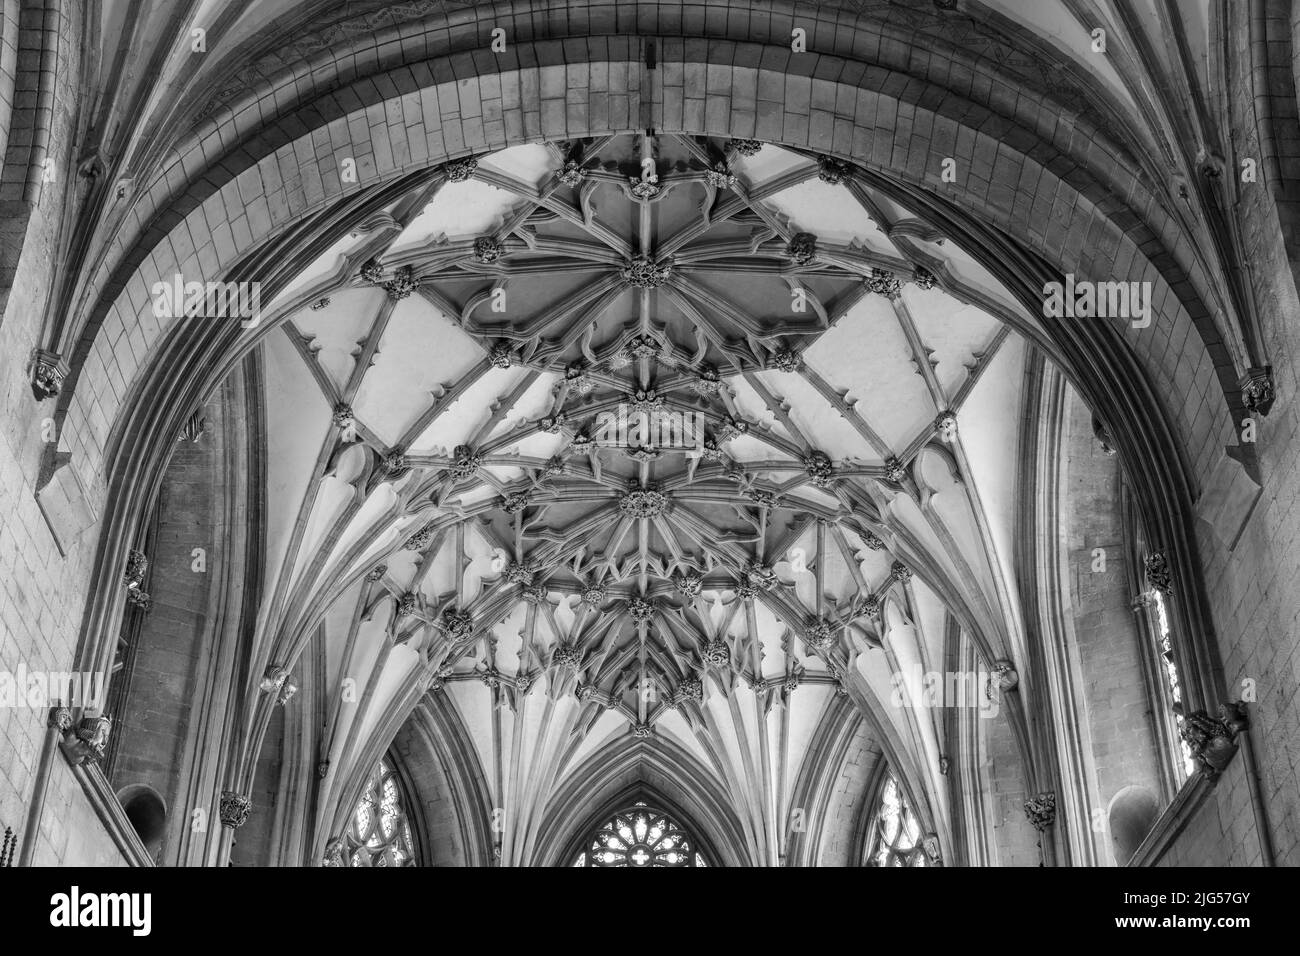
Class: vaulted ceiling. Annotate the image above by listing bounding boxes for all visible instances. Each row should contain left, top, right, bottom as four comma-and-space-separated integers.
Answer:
247, 133, 1033, 864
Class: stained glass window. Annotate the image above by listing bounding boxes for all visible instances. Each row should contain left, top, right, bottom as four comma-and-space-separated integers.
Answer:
865, 770, 927, 867
331, 755, 418, 867
572, 804, 705, 866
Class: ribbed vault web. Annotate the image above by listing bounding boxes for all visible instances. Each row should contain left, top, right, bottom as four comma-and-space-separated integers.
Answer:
259, 133, 1031, 865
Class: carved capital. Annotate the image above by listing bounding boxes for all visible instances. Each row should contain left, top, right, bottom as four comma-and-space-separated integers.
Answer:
219, 791, 252, 829
1024, 791, 1056, 831
30, 349, 68, 400
1239, 366, 1275, 416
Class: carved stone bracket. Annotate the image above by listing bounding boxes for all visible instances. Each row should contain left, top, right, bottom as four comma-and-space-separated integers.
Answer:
1024, 791, 1056, 831
30, 349, 68, 400
1239, 366, 1274, 416
1181, 702, 1248, 781
219, 791, 251, 829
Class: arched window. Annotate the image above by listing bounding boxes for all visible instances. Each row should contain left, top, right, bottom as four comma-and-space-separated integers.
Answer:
1151, 591, 1196, 778
864, 769, 928, 867
332, 755, 418, 867
571, 803, 707, 867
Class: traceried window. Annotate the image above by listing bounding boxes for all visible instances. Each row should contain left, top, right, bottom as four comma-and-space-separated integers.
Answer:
1152, 591, 1196, 777
333, 755, 418, 867
865, 770, 927, 867
572, 803, 707, 867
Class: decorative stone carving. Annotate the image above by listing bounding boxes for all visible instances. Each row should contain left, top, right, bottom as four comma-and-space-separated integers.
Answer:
935, 412, 957, 443
396, 592, 418, 617
521, 583, 549, 605
746, 486, 777, 506
622, 256, 672, 288
178, 411, 206, 442
620, 484, 669, 518
332, 403, 355, 430
49, 706, 74, 732
860, 529, 885, 550
867, 268, 902, 299
624, 334, 661, 362
1181, 702, 1248, 780
912, 266, 938, 290
923, 833, 942, 865
381, 449, 411, 481
890, 561, 913, 585
317, 759, 330, 779
124, 549, 151, 612
730, 139, 763, 157
803, 450, 836, 487
479, 666, 501, 689
628, 388, 663, 413
538, 413, 567, 434
818, 156, 850, 184
581, 583, 607, 607
504, 561, 537, 585
473, 236, 503, 263
277, 680, 298, 706
745, 561, 778, 592
365, 565, 387, 582
705, 162, 738, 189
219, 791, 252, 829
501, 490, 531, 514
544, 456, 567, 476
30, 350, 67, 400
987, 660, 1018, 699
787, 232, 818, 265
1023, 792, 1056, 831
626, 596, 655, 623
443, 156, 479, 182
854, 594, 881, 618
360, 259, 420, 300
938, 754, 950, 775
323, 838, 345, 867
692, 364, 722, 395
673, 571, 704, 598
557, 160, 586, 187
769, 349, 801, 372
260, 665, 290, 694
67, 715, 112, 764
882, 457, 907, 483
405, 522, 437, 551
718, 416, 750, 443
514, 673, 533, 693
552, 643, 582, 669
437, 608, 475, 643
1240, 366, 1275, 416
703, 639, 731, 668
805, 616, 835, 649
448, 444, 482, 481
631, 722, 654, 739
629, 175, 661, 200
1092, 415, 1118, 455
561, 364, 595, 395
676, 675, 703, 705
488, 342, 514, 369
1144, 551, 1173, 594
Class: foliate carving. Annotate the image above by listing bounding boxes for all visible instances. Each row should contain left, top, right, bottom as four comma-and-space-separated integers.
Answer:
71, 715, 112, 764
705, 162, 738, 189
867, 268, 902, 299
31, 350, 66, 400
501, 490, 531, 514
514, 673, 533, 693
746, 486, 778, 506
1181, 703, 1248, 780
521, 583, 549, 605
1240, 367, 1274, 415
744, 561, 778, 592
628, 388, 663, 413
219, 791, 252, 829
1023, 792, 1056, 831
538, 413, 567, 434
703, 639, 731, 668
890, 561, 913, 585
805, 616, 835, 649
382, 449, 411, 481
676, 675, 703, 704
544, 456, 567, 476
854, 594, 881, 618
883, 457, 907, 483
405, 522, 437, 551
769, 349, 801, 372
624, 334, 661, 362
561, 364, 596, 395
396, 592, 418, 617
473, 236, 503, 263
629, 175, 661, 200
860, 529, 885, 550
323, 838, 345, 867
1144, 552, 1173, 594
912, 266, 938, 290
581, 583, 607, 607
365, 565, 387, 582
361, 260, 420, 300
787, 232, 818, 265
124, 549, 151, 612
718, 416, 750, 443
620, 484, 670, 518
448, 444, 482, 480
479, 666, 501, 689
49, 706, 74, 732
622, 256, 672, 288
488, 342, 514, 369
730, 139, 763, 157
631, 722, 654, 739
504, 561, 537, 585
443, 156, 479, 182
699, 437, 725, 462
332, 403, 355, 430
557, 160, 586, 187
552, 643, 582, 669
818, 156, 850, 184
673, 571, 704, 598
783, 674, 799, 695
692, 364, 722, 394
803, 450, 836, 487
436, 608, 475, 643
626, 597, 656, 623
